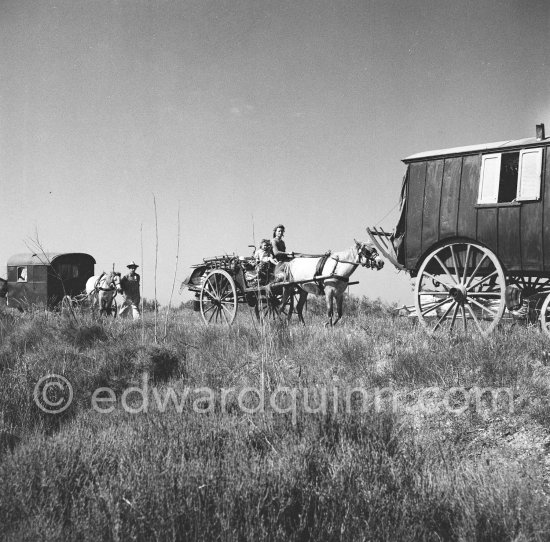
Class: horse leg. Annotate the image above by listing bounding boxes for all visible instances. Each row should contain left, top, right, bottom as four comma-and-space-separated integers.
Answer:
88, 292, 98, 316
285, 290, 294, 322
99, 293, 111, 317
296, 291, 308, 326
281, 286, 294, 321
106, 295, 114, 316
288, 288, 296, 320
332, 293, 344, 326
325, 289, 334, 327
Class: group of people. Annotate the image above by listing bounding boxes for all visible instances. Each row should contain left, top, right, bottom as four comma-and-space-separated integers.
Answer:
254, 224, 294, 284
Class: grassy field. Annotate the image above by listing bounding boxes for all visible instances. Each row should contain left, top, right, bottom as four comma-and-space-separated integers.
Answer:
1, 298, 550, 541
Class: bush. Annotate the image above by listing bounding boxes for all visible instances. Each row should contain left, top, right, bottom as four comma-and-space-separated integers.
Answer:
59, 323, 108, 349
141, 345, 182, 383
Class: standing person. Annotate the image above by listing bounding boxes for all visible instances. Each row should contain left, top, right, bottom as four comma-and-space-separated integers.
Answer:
272, 224, 294, 262
119, 261, 141, 319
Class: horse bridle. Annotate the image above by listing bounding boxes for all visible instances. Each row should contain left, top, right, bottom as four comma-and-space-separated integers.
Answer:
358, 244, 380, 269
330, 244, 380, 269
97, 274, 120, 292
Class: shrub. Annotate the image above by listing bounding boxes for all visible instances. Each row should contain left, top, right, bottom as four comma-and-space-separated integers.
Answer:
141, 345, 182, 383
59, 323, 108, 349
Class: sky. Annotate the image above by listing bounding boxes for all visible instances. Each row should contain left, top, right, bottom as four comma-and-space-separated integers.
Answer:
1, 0, 549, 307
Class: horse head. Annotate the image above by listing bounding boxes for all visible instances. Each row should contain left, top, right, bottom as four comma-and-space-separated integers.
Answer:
101, 271, 122, 292
354, 239, 384, 270
111, 272, 122, 293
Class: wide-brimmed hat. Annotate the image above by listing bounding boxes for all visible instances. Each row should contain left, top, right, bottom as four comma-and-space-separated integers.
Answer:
127, 261, 139, 269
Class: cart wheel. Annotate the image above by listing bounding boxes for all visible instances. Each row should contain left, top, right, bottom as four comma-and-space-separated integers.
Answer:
255, 290, 288, 322
540, 293, 550, 338
255, 291, 281, 322
507, 275, 550, 297
414, 241, 506, 336
200, 269, 237, 325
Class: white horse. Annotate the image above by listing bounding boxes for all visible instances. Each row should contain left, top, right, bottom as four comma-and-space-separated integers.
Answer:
85, 271, 121, 316
280, 240, 384, 326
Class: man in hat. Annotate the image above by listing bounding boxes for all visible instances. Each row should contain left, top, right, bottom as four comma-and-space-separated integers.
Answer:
119, 261, 141, 319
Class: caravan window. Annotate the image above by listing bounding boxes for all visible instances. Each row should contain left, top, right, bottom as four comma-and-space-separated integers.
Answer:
17, 266, 27, 282
57, 264, 79, 280
478, 148, 543, 204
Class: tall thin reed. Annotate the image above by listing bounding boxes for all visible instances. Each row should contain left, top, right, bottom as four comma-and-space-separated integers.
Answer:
140, 222, 145, 344
153, 194, 159, 342
163, 204, 180, 340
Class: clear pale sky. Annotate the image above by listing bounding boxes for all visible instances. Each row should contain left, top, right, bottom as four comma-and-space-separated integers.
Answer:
1, 0, 549, 306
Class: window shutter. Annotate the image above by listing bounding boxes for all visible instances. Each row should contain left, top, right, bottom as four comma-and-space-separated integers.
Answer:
516, 148, 542, 201
478, 154, 501, 204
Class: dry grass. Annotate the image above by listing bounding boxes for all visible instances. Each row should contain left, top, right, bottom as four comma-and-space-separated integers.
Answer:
0, 300, 550, 541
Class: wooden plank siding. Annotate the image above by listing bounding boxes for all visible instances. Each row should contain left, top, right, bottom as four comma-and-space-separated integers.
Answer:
457, 155, 479, 239
520, 202, 543, 272
476, 207, 498, 251
542, 147, 550, 271
421, 159, 444, 252
404, 162, 427, 269
498, 206, 521, 270
439, 157, 462, 238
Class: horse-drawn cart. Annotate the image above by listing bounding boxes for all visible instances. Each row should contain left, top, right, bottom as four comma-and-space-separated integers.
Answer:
182, 242, 381, 326
368, 123, 550, 336
181, 254, 295, 324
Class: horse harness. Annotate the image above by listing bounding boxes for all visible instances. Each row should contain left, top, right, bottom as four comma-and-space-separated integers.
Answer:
95, 272, 119, 293
312, 245, 379, 294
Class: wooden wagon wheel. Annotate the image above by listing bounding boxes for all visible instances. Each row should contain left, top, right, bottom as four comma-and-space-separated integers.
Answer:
414, 241, 506, 336
254, 288, 294, 323
507, 275, 550, 297
539, 293, 550, 338
255, 291, 282, 322
200, 269, 238, 325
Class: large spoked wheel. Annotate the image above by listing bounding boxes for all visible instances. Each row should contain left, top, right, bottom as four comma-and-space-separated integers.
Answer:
254, 291, 294, 322
508, 276, 550, 297
540, 293, 550, 339
414, 241, 506, 336
255, 290, 285, 323
200, 269, 238, 325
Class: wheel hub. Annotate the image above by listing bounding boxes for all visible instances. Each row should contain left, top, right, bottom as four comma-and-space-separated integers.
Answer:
449, 285, 467, 304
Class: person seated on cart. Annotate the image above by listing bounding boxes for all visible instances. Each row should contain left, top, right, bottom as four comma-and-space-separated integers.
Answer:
271, 224, 296, 282
255, 239, 277, 285
272, 224, 294, 262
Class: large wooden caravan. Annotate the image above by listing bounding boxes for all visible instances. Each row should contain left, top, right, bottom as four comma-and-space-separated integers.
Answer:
369, 124, 550, 335
3, 252, 95, 310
